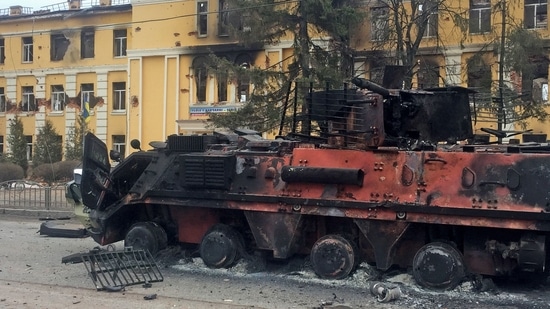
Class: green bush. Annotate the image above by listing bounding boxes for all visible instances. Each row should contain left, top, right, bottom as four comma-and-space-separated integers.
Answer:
56, 160, 81, 181
30, 160, 81, 184
0, 162, 25, 182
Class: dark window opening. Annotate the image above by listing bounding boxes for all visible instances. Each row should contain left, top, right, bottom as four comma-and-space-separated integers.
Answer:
51, 33, 69, 61
193, 57, 208, 103
218, 71, 228, 102
198, 1, 208, 36
218, 0, 229, 36
0, 87, 5, 113
235, 54, 251, 103
81, 29, 95, 59
417, 60, 440, 88
0, 38, 5, 64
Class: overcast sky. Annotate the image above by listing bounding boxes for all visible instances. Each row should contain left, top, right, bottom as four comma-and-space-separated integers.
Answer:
3, 1, 86, 10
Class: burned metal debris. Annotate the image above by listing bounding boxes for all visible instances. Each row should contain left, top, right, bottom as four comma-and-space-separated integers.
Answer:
63, 247, 163, 291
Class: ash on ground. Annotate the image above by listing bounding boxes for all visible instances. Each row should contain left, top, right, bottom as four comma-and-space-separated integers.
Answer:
157, 245, 550, 309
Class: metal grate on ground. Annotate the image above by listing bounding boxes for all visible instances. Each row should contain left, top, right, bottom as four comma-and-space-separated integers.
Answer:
80, 247, 164, 291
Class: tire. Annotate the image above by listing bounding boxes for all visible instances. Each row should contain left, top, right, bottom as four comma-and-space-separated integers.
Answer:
310, 234, 357, 280
124, 222, 167, 255
412, 241, 465, 290
199, 224, 243, 268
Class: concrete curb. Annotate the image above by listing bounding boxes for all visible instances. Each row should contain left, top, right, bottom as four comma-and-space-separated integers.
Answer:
0, 208, 75, 218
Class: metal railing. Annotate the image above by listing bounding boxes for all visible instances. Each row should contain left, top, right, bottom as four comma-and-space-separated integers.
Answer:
0, 180, 71, 210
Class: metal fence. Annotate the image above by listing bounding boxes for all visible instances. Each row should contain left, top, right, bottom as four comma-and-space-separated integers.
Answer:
0, 180, 71, 210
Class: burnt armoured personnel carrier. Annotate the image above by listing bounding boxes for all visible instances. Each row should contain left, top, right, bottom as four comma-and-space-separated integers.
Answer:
80, 78, 550, 290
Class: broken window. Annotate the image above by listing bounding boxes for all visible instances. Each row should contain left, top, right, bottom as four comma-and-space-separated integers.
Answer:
467, 55, 492, 105
525, 0, 548, 29
81, 83, 94, 110
469, 0, 491, 34
235, 54, 251, 103
218, 0, 229, 36
22, 37, 33, 63
112, 135, 126, 159
26, 135, 32, 161
113, 82, 126, 111
197, 1, 208, 37
0, 38, 4, 64
51, 85, 65, 112
51, 33, 69, 61
371, 7, 389, 41
0, 87, 5, 112
217, 71, 228, 102
81, 29, 95, 59
113, 29, 127, 57
417, 59, 440, 88
193, 56, 208, 103
22, 86, 36, 112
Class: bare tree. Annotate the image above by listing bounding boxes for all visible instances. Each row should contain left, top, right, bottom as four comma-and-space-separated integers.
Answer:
364, 0, 468, 87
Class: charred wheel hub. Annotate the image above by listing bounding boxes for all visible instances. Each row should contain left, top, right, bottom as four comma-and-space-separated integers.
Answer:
200, 224, 242, 268
310, 235, 357, 280
124, 222, 167, 256
412, 242, 465, 290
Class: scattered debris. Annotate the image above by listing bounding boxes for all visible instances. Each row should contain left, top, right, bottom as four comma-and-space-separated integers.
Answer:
66, 247, 163, 291
369, 281, 401, 302
38, 221, 87, 238
143, 294, 157, 300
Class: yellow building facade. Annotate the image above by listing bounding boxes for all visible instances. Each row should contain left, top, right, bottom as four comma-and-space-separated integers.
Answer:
353, 0, 550, 139
1, 0, 548, 161
0, 0, 295, 159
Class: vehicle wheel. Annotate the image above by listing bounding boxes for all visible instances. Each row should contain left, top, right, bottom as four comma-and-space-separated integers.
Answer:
412, 242, 465, 290
310, 234, 357, 280
199, 224, 243, 268
125, 222, 167, 255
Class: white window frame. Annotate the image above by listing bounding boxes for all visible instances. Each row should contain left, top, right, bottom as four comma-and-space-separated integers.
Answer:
81, 84, 94, 111
197, 1, 208, 37
113, 82, 126, 111
22, 37, 33, 63
525, 0, 548, 29
22, 86, 35, 112
112, 135, 126, 158
470, 0, 491, 34
113, 29, 127, 57
421, 5, 438, 38
25, 135, 32, 161
51, 85, 65, 112
371, 7, 389, 41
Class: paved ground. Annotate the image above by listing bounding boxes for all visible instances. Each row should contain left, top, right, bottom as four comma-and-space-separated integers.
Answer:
2, 214, 550, 309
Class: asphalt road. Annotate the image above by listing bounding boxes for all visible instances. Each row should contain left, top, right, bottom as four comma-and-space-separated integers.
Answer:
1, 215, 549, 309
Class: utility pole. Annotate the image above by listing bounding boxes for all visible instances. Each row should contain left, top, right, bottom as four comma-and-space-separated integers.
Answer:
497, 0, 506, 143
